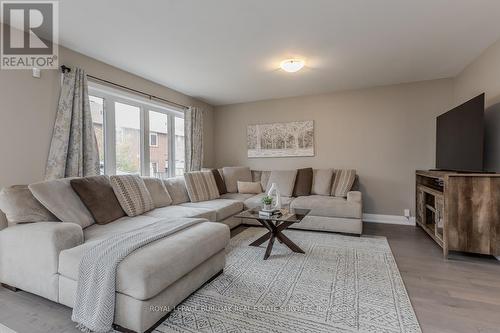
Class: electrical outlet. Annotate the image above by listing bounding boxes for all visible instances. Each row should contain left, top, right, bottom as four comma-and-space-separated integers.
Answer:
404, 209, 410, 218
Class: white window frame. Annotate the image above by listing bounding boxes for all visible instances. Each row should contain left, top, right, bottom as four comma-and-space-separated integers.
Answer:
89, 81, 184, 178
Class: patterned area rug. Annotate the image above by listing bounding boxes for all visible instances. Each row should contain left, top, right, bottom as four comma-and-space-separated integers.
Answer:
154, 228, 421, 333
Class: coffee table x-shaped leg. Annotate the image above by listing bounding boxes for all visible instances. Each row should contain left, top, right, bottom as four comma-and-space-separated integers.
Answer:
249, 219, 305, 260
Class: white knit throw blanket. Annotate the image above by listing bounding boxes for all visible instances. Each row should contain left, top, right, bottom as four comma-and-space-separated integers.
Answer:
71, 218, 204, 333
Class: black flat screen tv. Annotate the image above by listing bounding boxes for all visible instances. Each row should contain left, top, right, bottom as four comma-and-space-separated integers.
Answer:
436, 93, 485, 172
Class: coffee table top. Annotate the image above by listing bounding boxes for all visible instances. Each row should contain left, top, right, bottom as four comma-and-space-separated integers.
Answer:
235, 207, 311, 223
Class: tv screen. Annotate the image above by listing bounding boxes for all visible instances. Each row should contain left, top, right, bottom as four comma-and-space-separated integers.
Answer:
436, 93, 484, 172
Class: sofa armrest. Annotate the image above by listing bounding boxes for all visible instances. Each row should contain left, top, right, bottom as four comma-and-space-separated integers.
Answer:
0, 222, 83, 301
0, 210, 7, 231
347, 191, 362, 203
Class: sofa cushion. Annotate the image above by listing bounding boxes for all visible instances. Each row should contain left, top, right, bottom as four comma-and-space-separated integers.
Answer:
163, 177, 190, 205
290, 195, 362, 219
142, 177, 172, 208
219, 193, 255, 202
184, 171, 220, 203
266, 170, 297, 197
70, 176, 125, 225
29, 178, 95, 228
59, 220, 230, 300
311, 169, 334, 196
243, 193, 293, 210
222, 167, 252, 193
110, 175, 155, 217
237, 181, 262, 194
144, 205, 215, 221
211, 169, 227, 195
331, 169, 357, 197
181, 199, 243, 221
293, 168, 313, 197
0, 185, 59, 225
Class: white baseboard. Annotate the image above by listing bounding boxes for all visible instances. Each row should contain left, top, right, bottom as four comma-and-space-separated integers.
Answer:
363, 213, 416, 226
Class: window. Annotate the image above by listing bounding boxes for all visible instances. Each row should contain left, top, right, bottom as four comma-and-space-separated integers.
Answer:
149, 132, 158, 147
89, 82, 184, 178
150, 162, 158, 175
115, 102, 141, 175
149, 110, 168, 179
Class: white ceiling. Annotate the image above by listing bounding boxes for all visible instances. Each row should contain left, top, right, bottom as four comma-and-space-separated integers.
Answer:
59, 0, 500, 106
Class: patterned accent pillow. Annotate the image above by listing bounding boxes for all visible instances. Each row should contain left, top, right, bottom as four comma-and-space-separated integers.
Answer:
110, 175, 154, 217
331, 169, 357, 197
184, 171, 220, 203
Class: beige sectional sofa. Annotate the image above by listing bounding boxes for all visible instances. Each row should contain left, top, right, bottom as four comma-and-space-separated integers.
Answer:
0, 167, 362, 332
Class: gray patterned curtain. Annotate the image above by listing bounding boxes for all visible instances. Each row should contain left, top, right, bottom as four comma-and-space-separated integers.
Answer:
184, 106, 204, 172
45, 67, 99, 179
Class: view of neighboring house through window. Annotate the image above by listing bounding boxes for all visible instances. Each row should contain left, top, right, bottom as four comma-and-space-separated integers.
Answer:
89, 96, 105, 175
88, 82, 185, 178
115, 102, 141, 175
149, 111, 168, 179
149, 132, 158, 147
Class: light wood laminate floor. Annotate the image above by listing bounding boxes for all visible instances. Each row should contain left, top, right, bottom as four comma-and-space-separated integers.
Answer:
0, 223, 499, 333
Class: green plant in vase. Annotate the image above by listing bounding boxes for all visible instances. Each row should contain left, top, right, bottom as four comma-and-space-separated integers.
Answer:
261, 195, 273, 211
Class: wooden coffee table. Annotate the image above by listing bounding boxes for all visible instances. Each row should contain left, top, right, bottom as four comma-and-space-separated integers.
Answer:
236, 208, 311, 260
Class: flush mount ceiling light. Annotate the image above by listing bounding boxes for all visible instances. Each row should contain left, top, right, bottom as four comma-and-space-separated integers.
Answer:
280, 59, 305, 73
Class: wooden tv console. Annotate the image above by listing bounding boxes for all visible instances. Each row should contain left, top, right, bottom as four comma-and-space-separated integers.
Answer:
415, 170, 500, 258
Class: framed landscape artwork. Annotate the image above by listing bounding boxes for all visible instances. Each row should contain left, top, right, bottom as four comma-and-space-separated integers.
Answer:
247, 120, 314, 158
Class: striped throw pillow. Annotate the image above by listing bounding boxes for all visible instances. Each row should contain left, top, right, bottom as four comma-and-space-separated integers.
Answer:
184, 171, 220, 203
331, 169, 356, 197
110, 175, 154, 216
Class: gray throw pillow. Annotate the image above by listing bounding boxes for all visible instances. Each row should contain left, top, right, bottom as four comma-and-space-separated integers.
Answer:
222, 167, 252, 193
142, 177, 173, 208
0, 185, 59, 225
29, 178, 95, 228
163, 177, 191, 205
311, 169, 334, 196
265, 170, 298, 197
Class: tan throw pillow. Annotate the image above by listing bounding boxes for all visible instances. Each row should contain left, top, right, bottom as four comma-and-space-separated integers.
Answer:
163, 177, 190, 205
237, 181, 262, 194
184, 171, 220, 203
265, 170, 298, 197
222, 167, 252, 193
70, 176, 125, 225
110, 175, 154, 217
29, 178, 95, 228
142, 177, 172, 208
331, 169, 356, 197
0, 185, 59, 225
311, 169, 334, 196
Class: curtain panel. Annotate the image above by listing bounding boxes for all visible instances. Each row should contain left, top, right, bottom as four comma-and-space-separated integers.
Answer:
45, 67, 100, 179
184, 107, 204, 172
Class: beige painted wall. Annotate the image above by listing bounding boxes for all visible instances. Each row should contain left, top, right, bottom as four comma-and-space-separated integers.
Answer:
0, 43, 214, 189
214, 79, 453, 215
453, 38, 500, 172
